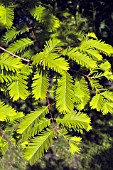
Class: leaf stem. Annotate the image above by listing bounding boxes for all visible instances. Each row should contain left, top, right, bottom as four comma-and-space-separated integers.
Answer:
0, 46, 32, 63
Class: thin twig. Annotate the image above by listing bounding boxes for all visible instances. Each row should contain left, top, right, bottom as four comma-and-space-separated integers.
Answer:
0, 129, 11, 144
0, 46, 32, 63
71, 69, 90, 79
46, 91, 54, 123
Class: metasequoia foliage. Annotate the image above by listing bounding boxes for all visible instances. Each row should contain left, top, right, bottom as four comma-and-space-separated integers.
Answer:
0, 0, 113, 165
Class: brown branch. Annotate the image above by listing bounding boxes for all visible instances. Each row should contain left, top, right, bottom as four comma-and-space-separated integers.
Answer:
0, 129, 11, 144
57, 48, 64, 54
0, 46, 32, 63
46, 91, 54, 124
70, 69, 91, 79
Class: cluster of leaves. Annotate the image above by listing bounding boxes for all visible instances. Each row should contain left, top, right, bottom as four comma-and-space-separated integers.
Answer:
0, 0, 113, 166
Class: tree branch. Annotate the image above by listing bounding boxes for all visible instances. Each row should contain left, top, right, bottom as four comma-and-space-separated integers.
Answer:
70, 69, 91, 79
0, 129, 11, 144
0, 46, 32, 63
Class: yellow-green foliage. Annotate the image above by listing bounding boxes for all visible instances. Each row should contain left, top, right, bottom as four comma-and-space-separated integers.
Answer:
1, 2, 113, 166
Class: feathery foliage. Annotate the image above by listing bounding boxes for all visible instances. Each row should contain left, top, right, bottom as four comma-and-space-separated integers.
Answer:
3, 26, 29, 43
0, 5, 14, 29
56, 111, 91, 132
0, 54, 24, 72
30, 5, 60, 31
0, 101, 24, 122
32, 73, 49, 100
24, 129, 55, 165
56, 72, 74, 113
7, 38, 34, 54
1, 0, 113, 166
17, 106, 49, 139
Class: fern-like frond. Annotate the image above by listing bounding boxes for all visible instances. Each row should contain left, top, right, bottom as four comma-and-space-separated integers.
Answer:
0, 53, 24, 72
32, 73, 49, 100
69, 136, 82, 154
89, 79, 103, 91
0, 5, 14, 29
66, 48, 97, 69
30, 6, 60, 31
44, 39, 62, 54
33, 52, 69, 74
24, 129, 55, 165
22, 49, 34, 59
56, 111, 91, 132
47, 14, 61, 32
30, 6, 46, 23
56, 72, 74, 113
7, 38, 34, 54
0, 101, 17, 121
101, 102, 113, 115
87, 32, 98, 39
89, 70, 104, 79
90, 94, 104, 111
17, 106, 49, 139
101, 91, 113, 102
99, 61, 111, 71
32, 40, 69, 74
86, 49, 102, 61
104, 71, 113, 80
9, 112, 24, 122
74, 77, 90, 110
33, 118, 50, 133
8, 73, 29, 101
43, 54, 69, 74
0, 72, 14, 83
3, 26, 29, 43
81, 39, 113, 56
90, 91, 113, 114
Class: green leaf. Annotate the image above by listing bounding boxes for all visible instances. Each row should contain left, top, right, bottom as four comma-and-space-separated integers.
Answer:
30, 6, 60, 31
86, 49, 102, 61
56, 111, 91, 132
87, 32, 98, 39
104, 71, 113, 80
3, 26, 29, 43
90, 94, 104, 111
0, 73, 14, 83
66, 48, 97, 69
69, 136, 82, 154
56, 72, 74, 113
32, 73, 49, 100
44, 39, 62, 54
81, 39, 113, 56
0, 54, 24, 72
102, 102, 113, 115
99, 61, 111, 71
0, 5, 14, 29
10, 112, 24, 122
89, 79, 103, 91
24, 129, 55, 165
101, 91, 113, 102
32, 39, 69, 74
0, 102, 17, 121
7, 38, 34, 54
74, 77, 90, 110
8, 74, 29, 101
17, 106, 49, 139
